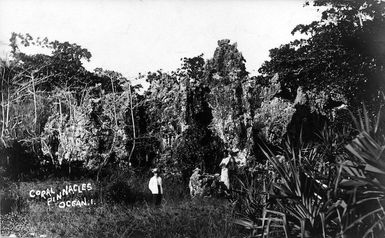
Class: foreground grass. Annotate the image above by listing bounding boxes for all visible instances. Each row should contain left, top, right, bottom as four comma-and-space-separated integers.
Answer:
1, 198, 246, 238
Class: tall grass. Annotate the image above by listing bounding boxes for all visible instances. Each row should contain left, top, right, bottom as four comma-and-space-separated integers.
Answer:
1, 197, 245, 238
1, 172, 246, 238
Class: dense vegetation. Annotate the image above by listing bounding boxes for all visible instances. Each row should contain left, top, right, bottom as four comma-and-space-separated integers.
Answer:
1, 0, 385, 237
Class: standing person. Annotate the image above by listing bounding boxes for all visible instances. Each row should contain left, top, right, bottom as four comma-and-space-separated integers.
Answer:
148, 168, 163, 206
189, 168, 202, 197
219, 152, 231, 190
219, 149, 237, 190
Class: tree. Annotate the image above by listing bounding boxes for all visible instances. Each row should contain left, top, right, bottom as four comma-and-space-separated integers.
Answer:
9, 33, 91, 90
1, 33, 141, 178
0, 54, 58, 143
258, 0, 385, 118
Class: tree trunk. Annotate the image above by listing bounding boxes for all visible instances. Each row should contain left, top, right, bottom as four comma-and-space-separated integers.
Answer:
6, 76, 10, 134
110, 76, 118, 128
1, 67, 5, 138
31, 71, 37, 132
128, 84, 136, 166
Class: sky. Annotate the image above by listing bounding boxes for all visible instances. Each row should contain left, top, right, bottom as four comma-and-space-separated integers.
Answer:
0, 0, 322, 85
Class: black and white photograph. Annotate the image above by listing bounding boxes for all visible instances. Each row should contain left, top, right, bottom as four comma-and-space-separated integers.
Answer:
1, 0, 385, 237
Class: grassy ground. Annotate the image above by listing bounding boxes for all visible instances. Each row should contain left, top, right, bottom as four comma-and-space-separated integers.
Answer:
1, 181, 247, 238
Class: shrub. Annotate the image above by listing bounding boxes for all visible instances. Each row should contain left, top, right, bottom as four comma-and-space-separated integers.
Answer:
103, 180, 137, 204
232, 164, 272, 224
235, 106, 385, 238
0, 180, 27, 215
98, 167, 151, 205
338, 106, 385, 237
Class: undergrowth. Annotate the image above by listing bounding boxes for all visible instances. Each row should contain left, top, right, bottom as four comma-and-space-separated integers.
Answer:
1, 198, 245, 238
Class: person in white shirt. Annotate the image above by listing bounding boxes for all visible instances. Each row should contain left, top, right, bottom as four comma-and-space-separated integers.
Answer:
219, 149, 237, 190
148, 168, 163, 206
